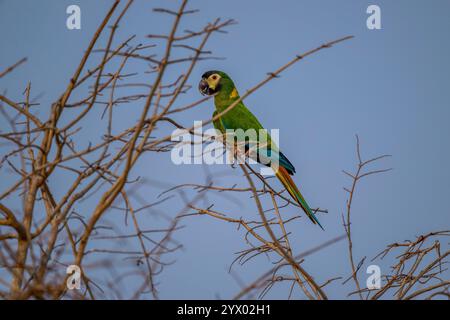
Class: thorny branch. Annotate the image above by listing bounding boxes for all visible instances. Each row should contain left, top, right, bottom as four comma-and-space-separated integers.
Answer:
1, 0, 446, 301
342, 135, 392, 299
0, 0, 236, 299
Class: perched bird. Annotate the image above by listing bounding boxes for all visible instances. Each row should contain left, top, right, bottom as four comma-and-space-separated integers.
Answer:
199, 70, 323, 229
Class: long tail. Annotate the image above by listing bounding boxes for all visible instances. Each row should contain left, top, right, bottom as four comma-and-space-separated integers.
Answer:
275, 166, 324, 230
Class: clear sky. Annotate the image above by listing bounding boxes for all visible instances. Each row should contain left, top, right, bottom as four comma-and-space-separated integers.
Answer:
1, 0, 449, 299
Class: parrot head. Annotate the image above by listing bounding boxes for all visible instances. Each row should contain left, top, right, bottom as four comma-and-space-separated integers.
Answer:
199, 70, 235, 96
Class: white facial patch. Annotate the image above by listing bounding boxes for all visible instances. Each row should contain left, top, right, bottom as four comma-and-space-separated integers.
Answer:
208, 74, 221, 89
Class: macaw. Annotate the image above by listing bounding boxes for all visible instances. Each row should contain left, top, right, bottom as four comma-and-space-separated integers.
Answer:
199, 70, 323, 229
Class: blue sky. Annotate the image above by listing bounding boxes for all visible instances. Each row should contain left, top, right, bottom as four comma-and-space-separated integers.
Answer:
1, 0, 449, 299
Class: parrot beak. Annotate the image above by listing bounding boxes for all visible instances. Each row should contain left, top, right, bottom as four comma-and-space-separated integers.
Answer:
198, 78, 210, 96
199, 78, 220, 96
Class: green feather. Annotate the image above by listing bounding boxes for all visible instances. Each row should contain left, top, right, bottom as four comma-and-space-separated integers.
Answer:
207, 71, 323, 229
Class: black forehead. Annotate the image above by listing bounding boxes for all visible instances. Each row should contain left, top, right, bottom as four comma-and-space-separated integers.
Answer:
201, 70, 221, 78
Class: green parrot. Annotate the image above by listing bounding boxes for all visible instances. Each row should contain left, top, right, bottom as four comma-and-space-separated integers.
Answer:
199, 70, 323, 229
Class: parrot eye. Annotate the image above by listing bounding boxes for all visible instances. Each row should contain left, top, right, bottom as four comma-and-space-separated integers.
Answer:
211, 75, 218, 80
